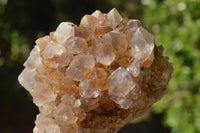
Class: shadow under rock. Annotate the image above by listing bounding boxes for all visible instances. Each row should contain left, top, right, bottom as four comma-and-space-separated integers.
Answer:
118, 114, 170, 133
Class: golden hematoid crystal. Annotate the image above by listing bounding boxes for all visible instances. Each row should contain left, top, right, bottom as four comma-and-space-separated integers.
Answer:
18, 8, 173, 133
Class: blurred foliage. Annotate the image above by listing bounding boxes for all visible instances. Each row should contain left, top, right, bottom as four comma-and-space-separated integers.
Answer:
0, 0, 200, 133
142, 0, 200, 133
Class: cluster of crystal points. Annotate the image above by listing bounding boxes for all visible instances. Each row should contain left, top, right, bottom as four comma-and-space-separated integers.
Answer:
18, 8, 173, 133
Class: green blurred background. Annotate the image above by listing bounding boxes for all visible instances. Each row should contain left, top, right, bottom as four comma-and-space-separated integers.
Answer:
0, 0, 200, 133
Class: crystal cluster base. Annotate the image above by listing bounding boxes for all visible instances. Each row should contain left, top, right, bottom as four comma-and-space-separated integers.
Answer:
18, 8, 173, 133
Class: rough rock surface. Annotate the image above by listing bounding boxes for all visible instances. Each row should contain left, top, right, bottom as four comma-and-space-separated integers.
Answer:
18, 8, 173, 133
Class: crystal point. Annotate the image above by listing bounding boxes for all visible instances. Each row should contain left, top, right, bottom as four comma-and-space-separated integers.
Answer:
108, 67, 135, 97
24, 46, 42, 68
106, 8, 122, 28
80, 15, 99, 29
18, 68, 36, 91
54, 22, 75, 44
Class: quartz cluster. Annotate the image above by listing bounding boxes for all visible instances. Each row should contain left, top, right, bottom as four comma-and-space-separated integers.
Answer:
18, 8, 173, 133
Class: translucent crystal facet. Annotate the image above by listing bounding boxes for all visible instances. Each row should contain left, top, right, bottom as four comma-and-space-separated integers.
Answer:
91, 10, 105, 25
34, 114, 60, 133
63, 37, 88, 54
127, 27, 154, 62
24, 46, 42, 68
18, 8, 173, 133
106, 8, 122, 28
79, 81, 99, 98
54, 22, 75, 44
93, 43, 115, 65
108, 67, 135, 97
80, 15, 99, 29
18, 68, 36, 91
41, 42, 65, 59
66, 54, 95, 81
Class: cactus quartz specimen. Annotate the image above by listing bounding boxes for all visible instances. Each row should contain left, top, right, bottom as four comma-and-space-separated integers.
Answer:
18, 8, 173, 133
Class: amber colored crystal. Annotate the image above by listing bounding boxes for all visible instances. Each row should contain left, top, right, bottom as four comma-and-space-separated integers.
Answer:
18, 8, 173, 133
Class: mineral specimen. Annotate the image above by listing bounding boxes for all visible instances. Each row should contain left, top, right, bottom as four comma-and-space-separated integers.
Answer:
18, 8, 173, 133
